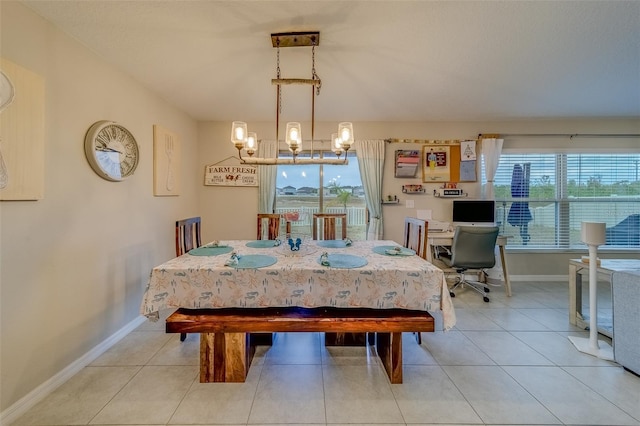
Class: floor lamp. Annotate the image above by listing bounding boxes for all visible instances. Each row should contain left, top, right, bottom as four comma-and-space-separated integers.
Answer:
568, 222, 614, 360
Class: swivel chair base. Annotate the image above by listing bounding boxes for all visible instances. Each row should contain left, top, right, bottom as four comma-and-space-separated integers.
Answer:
449, 271, 490, 302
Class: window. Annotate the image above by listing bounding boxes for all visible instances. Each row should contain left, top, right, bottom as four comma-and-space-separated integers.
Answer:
275, 151, 367, 240
485, 153, 640, 249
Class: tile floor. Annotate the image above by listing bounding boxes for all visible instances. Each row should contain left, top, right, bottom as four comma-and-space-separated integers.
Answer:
13, 280, 640, 425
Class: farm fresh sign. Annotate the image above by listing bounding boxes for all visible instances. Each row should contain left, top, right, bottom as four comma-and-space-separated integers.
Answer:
204, 164, 258, 186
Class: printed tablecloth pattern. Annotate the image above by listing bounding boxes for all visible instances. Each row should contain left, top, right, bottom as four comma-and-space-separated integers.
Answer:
140, 240, 456, 330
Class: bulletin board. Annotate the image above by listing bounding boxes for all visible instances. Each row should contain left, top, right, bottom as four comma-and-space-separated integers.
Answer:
421, 141, 477, 183
386, 139, 478, 183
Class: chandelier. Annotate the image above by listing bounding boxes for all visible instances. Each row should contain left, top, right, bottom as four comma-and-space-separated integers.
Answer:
231, 31, 353, 165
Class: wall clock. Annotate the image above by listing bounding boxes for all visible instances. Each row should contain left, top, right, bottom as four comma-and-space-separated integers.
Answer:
84, 120, 139, 181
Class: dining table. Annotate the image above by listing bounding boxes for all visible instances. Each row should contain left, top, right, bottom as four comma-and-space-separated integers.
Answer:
140, 239, 456, 331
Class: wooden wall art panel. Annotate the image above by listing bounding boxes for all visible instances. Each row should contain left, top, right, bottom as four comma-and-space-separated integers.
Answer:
0, 58, 45, 201
153, 124, 181, 196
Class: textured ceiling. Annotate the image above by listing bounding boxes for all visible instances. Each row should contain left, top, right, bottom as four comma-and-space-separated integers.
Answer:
23, 0, 640, 122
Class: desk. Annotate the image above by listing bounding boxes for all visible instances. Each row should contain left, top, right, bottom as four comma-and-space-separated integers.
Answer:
141, 239, 456, 331
427, 232, 511, 297
568, 258, 640, 337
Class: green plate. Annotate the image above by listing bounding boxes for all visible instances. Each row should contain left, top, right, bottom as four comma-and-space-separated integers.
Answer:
316, 240, 349, 248
189, 246, 234, 256
317, 254, 367, 269
234, 254, 278, 269
372, 245, 415, 256
246, 240, 278, 248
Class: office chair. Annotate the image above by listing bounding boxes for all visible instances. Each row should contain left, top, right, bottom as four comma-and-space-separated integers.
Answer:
175, 217, 202, 341
441, 226, 499, 303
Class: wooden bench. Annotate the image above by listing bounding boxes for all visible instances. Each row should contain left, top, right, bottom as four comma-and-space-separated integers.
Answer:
166, 306, 435, 384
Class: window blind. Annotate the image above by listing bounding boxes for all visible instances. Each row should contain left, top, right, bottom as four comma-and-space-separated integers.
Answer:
484, 153, 640, 248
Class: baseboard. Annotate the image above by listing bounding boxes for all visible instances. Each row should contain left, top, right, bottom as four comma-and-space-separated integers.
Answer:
487, 274, 568, 283
512, 275, 568, 282
0, 315, 147, 424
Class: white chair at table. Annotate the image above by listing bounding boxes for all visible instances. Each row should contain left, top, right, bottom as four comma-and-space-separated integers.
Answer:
440, 226, 499, 303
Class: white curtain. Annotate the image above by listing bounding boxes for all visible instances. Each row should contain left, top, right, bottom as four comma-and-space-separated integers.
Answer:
257, 140, 278, 213
482, 138, 503, 200
481, 138, 505, 283
355, 139, 385, 240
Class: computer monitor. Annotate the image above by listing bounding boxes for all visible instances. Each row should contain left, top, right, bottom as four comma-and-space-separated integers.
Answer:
452, 200, 496, 227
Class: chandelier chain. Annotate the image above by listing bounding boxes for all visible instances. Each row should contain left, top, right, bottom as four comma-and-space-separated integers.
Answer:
311, 43, 321, 95
231, 31, 352, 165
276, 42, 282, 116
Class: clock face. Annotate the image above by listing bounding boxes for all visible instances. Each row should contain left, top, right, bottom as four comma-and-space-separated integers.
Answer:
84, 121, 139, 181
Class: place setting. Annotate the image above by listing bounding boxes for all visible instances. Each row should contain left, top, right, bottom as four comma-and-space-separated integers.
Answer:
372, 245, 416, 256
245, 239, 282, 248
223, 251, 278, 269
315, 238, 354, 248
188, 240, 234, 256
318, 251, 368, 269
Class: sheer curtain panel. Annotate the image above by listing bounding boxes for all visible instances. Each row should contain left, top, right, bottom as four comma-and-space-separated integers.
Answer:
482, 138, 503, 200
355, 139, 385, 240
257, 140, 277, 213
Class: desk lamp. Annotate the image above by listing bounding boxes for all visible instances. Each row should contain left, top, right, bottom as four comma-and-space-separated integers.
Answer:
568, 222, 614, 360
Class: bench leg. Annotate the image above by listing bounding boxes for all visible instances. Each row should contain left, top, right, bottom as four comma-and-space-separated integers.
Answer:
375, 332, 403, 384
199, 333, 254, 383
325, 332, 367, 346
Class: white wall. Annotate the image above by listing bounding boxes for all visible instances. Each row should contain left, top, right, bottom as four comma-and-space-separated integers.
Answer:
0, 2, 199, 411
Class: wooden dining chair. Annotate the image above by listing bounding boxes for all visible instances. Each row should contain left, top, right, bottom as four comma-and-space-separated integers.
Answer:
175, 216, 202, 341
257, 213, 282, 240
403, 217, 429, 260
176, 216, 202, 256
312, 213, 347, 240
403, 217, 428, 343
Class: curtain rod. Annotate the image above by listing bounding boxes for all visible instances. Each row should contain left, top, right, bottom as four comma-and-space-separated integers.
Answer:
385, 134, 640, 144
478, 133, 640, 139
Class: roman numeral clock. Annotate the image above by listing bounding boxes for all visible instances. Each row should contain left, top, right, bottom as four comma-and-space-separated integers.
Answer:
84, 120, 139, 181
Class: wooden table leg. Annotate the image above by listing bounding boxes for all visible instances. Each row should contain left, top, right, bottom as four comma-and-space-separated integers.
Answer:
199, 332, 253, 383
499, 245, 512, 297
375, 332, 403, 384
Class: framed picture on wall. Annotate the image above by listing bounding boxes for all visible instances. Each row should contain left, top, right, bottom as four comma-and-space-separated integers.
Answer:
422, 145, 451, 182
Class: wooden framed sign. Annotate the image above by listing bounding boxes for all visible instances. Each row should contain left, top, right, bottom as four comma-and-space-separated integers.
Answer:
204, 160, 258, 186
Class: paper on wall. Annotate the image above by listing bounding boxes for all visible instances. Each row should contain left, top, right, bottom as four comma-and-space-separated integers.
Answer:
460, 140, 476, 161
416, 209, 432, 220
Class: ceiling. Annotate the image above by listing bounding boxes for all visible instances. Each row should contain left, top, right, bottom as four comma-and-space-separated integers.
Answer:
23, 0, 640, 123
